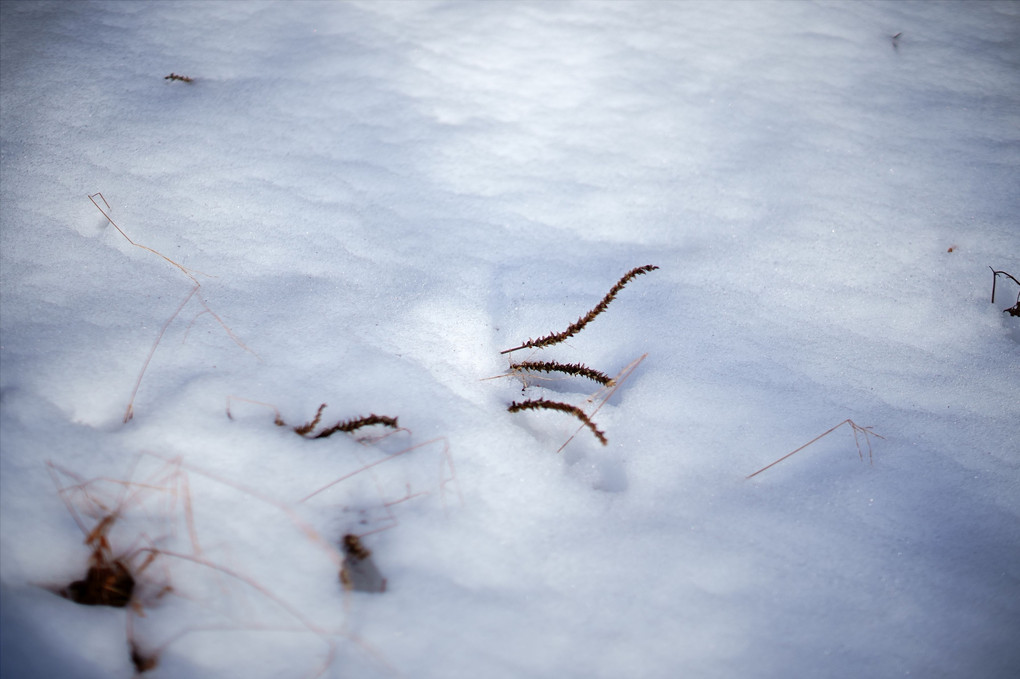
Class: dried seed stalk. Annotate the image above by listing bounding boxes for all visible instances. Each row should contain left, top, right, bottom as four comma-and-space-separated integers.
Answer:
284, 403, 399, 439
502, 264, 658, 354
314, 414, 400, 439
508, 398, 607, 446
293, 403, 328, 436
510, 361, 614, 387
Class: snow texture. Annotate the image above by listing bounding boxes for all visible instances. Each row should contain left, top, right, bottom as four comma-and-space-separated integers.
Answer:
1, 1, 1019, 678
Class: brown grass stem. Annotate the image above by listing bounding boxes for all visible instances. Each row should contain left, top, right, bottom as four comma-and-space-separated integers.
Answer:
746, 419, 884, 479
501, 264, 658, 354
508, 398, 608, 446
510, 361, 614, 387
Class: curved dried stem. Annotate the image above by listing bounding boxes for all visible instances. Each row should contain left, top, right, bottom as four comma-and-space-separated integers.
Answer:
509, 361, 614, 387
501, 264, 658, 354
508, 398, 608, 446
313, 414, 400, 439
88, 193, 209, 284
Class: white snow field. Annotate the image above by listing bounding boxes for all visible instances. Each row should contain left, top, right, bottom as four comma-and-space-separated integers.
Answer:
1, 1, 1018, 677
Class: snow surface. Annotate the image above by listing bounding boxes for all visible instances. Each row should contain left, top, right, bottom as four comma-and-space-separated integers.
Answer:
2, 1, 1019, 677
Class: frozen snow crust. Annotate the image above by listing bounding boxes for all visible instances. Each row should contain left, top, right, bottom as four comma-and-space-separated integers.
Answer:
1, 1, 1018, 678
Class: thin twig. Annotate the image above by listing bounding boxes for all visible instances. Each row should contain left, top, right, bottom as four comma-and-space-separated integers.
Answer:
124, 285, 199, 423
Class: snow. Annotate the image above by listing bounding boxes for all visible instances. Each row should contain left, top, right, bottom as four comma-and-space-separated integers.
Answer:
1, 1, 1018, 677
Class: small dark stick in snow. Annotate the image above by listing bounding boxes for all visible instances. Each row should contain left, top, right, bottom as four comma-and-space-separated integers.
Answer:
164, 72, 194, 82
340, 534, 387, 593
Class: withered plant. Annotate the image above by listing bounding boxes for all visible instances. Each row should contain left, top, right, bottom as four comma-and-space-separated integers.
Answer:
88, 193, 259, 422
498, 264, 657, 451
164, 73, 194, 82
508, 398, 607, 446
504, 354, 646, 451
290, 404, 400, 439
46, 457, 200, 673
989, 267, 1020, 317
226, 397, 401, 440
47, 458, 189, 610
47, 453, 398, 677
297, 436, 461, 598
746, 419, 885, 479
339, 534, 387, 594
508, 361, 614, 388
501, 264, 659, 354
131, 451, 401, 677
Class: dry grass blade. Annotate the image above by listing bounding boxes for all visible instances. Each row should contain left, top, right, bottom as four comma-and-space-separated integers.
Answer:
123, 285, 197, 423
145, 451, 343, 570
89, 193, 259, 422
296, 437, 452, 505
89, 193, 208, 284
501, 264, 659, 354
746, 419, 885, 479
554, 353, 646, 453
508, 398, 608, 446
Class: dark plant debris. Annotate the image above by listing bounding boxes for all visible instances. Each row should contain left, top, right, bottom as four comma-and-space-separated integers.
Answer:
502, 264, 659, 354
508, 398, 608, 446
340, 534, 387, 593
989, 267, 1020, 316
282, 403, 400, 439
510, 360, 615, 387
